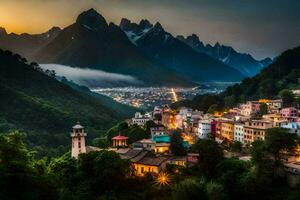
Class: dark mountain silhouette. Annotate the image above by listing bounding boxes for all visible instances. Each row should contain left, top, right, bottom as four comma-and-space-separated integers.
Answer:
0, 26, 61, 59
177, 34, 272, 77
120, 18, 245, 82
33, 9, 193, 87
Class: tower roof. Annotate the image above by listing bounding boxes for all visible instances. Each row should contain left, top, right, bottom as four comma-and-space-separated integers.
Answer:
73, 122, 84, 129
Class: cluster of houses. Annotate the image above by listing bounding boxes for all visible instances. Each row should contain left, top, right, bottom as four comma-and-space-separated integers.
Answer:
70, 98, 300, 182
70, 122, 197, 177
130, 99, 300, 147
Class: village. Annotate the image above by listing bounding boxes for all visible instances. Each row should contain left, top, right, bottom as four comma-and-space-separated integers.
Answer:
70, 98, 300, 185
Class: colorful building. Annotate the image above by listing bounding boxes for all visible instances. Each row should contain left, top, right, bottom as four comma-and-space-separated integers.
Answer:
220, 121, 235, 141
112, 134, 128, 147
281, 107, 298, 121
133, 156, 169, 176
244, 120, 273, 145
234, 123, 244, 144
240, 101, 261, 116
197, 120, 211, 139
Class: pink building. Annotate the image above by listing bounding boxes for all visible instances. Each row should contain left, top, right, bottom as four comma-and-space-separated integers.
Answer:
281, 107, 298, 121
240, 101, 261, 116
211, 120, 217, 137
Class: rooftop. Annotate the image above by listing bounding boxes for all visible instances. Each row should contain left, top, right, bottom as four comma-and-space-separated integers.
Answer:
73, 124, 84, 129
137, 156, 169, 166
112, 135, 128, 140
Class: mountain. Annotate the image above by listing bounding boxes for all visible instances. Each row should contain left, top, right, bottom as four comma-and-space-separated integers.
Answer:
221, 46, 300, 104
120, 18, 245, 82
177, 34, 272, 77
172, 46, 300, 111
0, 49, 136, 156
0, 26, 61, 59
33, 9, 193, 87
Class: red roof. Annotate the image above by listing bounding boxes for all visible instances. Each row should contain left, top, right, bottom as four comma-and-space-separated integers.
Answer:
112, 135, 128, 140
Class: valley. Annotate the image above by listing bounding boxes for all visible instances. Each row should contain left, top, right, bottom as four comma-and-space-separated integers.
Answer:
92, 86, 223, 109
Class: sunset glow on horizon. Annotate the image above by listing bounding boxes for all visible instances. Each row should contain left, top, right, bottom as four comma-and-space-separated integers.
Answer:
0, 0, 299, 59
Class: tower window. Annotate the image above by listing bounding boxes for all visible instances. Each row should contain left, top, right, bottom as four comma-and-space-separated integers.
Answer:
78, 142, 81, 148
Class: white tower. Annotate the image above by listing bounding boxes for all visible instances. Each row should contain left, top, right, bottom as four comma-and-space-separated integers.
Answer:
71, 122, 87, 158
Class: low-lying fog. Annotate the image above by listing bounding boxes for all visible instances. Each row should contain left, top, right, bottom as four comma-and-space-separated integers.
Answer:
40, 64, 142, 88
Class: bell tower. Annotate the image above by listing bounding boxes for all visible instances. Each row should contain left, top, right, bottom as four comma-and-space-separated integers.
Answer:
71, 122, 87, 158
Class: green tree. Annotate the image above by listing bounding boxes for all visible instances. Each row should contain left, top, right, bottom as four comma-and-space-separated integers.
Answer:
0, 131, 57, 200
170, 131, 186, 156
259, 103, 268, 115
172, 178, 207, 200
192, 139, 224, 179
279, 89, 295, 107
206, 181, 226, 200
207, 104, 219, 114
265, 127, 298, 163
230, 141, 243, 153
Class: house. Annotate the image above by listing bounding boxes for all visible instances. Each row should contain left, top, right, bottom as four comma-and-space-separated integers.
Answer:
131, 112, 152, 126
187, 153, 199, 165
220, 120, 235, 141
117, 148, 169, 176
151, 126, 169, 138
240, 101, 261, 116
234, 123, 244, 144
170, 156, 187, 167
281, 122, 300, 137
281, 107, 298, 121
133, 156, 169, 176
266, 99, 282, 112
132, 139, 156, 151
197, 120, 211, 139
154, 143, 170, 153
112, 134, 128, 147
243, 120, 273, 145
211, 120, 218, 137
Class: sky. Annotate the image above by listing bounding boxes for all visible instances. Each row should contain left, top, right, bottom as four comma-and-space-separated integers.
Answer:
0, 0, 299, 59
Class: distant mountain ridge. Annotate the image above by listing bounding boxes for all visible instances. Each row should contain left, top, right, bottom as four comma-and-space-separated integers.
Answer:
0, 26, 61, 60
1, 9, 193, 87
177, 34, 272, 77
221, 46, 300, 104
120, 18, 245, 82
0, 8, 266, 86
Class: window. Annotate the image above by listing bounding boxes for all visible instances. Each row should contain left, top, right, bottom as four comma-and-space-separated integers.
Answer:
141, 167, 144, 173
78, 142, 81, 148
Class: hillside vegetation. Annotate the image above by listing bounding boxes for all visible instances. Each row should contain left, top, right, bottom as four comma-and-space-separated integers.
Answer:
0, 49, 135, 156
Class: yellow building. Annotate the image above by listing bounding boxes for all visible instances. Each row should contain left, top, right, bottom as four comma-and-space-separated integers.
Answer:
155, 143, 170, 153
220, 121, 234, 141
133, 156, 169, 176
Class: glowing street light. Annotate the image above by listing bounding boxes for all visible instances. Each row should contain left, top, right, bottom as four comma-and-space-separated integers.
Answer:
155, 172, 171, 187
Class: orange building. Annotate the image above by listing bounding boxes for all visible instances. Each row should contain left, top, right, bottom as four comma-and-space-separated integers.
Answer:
220, 121, 234, 141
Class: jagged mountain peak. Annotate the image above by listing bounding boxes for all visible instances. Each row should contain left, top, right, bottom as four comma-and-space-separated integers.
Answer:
153, 22, 164, 32
120, 18, 131, 29
0, 27, 7, 35
179, 34, 272, 76
76, 8, 108, 31
139, 19, 152, 29
187, 34, 200, 41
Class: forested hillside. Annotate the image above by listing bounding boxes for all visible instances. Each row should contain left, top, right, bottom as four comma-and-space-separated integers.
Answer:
222, 46, 300, 106
0, 49, 135, 156
172, 46, 300, 111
